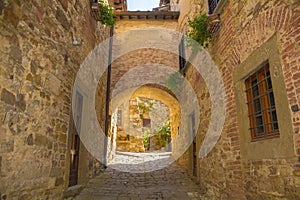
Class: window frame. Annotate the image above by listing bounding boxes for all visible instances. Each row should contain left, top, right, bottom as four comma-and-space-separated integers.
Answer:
233, 34, 295, 160
244, 61, 280, 141
143, 118, 151, 128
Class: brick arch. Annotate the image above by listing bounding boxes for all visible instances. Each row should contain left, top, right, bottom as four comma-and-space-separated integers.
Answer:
111, 48, 179, 89
218, 2, 294, 74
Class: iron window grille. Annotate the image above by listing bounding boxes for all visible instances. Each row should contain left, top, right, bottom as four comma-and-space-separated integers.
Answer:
245, 61, 279, 141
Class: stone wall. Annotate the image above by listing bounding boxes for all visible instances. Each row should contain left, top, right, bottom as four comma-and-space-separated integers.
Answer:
177, 0, 300, 199
115, 97, 170, 153
0, 0, 110, 199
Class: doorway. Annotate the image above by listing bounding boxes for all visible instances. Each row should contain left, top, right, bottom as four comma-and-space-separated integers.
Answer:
68, 91, 83, 187
189, 111, 197, 177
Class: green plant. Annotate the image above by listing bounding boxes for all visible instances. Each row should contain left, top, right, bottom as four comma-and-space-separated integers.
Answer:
186, 13, 212, 49
143, 130, 150, 150
137, 100, 154, 119
97, 0, 116, 27
155, 119, 171, 147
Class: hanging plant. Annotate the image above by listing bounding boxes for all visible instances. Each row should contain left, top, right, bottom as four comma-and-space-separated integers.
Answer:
186, 12, 212, 49
97, 0, 116, 27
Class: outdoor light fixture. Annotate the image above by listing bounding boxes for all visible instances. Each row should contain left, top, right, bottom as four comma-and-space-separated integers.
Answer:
72, 39, 82, 46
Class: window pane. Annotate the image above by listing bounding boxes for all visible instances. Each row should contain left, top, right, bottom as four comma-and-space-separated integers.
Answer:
143, 118, 151, 127
273, 122, 279, 130
252, 80, 259, 97
256, 115, 263, 126
271, 111, 279, 130
266, 71, 272, 89
256, 126, 264, 134
253, 99, 261, 113
269, 92, 275, 106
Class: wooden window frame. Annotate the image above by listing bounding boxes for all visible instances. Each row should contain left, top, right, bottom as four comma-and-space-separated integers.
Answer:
245, 61, 279, 141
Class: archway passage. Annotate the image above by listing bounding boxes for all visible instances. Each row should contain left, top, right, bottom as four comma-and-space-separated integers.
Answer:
105, 85, 182, 173
115, 96, 171, 153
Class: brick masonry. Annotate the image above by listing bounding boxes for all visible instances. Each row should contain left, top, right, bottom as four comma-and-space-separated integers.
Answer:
177, 0, 300, 199
0, 0, 299, 199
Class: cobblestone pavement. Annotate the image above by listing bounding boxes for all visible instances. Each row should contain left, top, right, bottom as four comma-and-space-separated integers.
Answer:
73, 153, 204, 200
107, 151, 174, 173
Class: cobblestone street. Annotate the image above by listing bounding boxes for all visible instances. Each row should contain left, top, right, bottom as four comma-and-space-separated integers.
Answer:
73, 153, 204, 200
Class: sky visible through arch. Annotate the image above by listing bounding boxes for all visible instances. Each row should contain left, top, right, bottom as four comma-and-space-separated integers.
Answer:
127, 0, 160, 11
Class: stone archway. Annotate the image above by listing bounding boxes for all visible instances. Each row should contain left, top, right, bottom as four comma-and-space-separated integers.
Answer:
108, 85, 181, 160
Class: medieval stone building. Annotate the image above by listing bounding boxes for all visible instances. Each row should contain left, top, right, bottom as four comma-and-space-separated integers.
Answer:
0, 0, 299, 199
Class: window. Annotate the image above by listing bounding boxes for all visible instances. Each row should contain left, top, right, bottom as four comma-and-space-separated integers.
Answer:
233, 34, 294, 159
208, 0, 220, 14
143, 118, 151, 128
117, 110, 122, 126
245, 61, 279, 141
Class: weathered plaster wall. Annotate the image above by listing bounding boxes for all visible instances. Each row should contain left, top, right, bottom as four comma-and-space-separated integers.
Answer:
0, 0, 109, 199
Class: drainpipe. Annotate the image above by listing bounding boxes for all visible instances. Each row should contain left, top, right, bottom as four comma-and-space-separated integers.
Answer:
103, 26, 114, 168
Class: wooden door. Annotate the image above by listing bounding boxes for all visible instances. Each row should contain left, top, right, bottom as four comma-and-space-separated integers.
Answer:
69, 91, 83, 187
189, 112, 197, 177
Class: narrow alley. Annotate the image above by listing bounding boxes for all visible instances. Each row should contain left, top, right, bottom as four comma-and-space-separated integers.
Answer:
0, 0, 300, 200
72, 155, 204, 200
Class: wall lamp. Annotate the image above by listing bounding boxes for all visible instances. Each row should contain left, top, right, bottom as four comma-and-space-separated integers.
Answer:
72, 39, 82, 46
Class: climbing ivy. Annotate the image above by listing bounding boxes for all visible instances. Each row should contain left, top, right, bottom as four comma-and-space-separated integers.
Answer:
97, 0, 116, 27
186, 12, 212, 49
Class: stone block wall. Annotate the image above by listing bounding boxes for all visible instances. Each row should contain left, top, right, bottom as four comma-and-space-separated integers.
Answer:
115, 97, 170, 153
177, 0, 300, 199
0, 0, 110, 199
